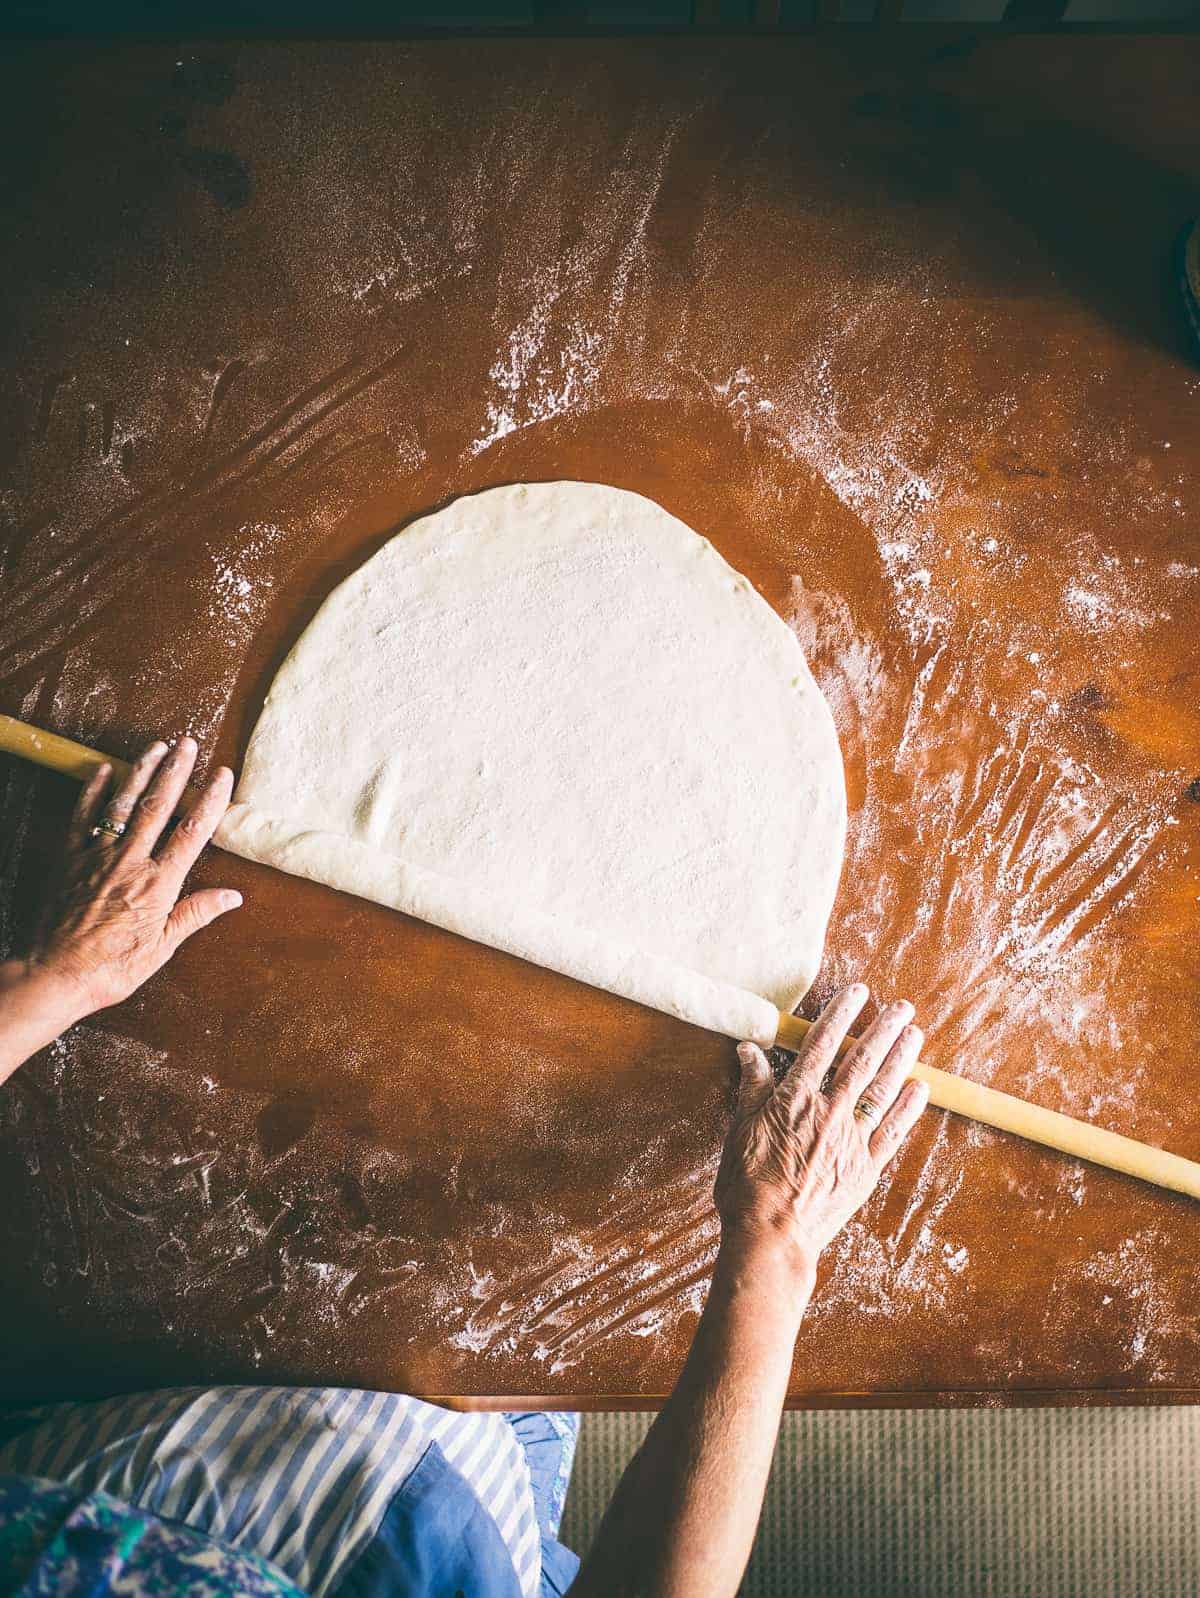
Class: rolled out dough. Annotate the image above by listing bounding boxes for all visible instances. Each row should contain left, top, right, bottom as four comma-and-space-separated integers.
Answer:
215, 482, 846, 1045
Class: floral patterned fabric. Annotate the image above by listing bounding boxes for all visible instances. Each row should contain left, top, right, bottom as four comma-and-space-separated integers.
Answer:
0, 1473, 305, 1598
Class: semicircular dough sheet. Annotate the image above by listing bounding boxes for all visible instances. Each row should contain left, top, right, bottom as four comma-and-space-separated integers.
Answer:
215, 482, 846, 1046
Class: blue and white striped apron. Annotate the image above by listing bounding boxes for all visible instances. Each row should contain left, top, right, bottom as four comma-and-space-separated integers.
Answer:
0, 1386, 578, 1596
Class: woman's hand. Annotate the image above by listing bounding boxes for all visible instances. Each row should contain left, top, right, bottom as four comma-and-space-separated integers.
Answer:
20, 736, 242, 1016
574, 986, 931, 1598
714, 984, 928, 1285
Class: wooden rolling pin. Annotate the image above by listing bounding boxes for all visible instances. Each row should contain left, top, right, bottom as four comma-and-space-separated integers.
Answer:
775, 1012, 1200, 1202
2, 712, 1198, 1202
1, 715, 136, 789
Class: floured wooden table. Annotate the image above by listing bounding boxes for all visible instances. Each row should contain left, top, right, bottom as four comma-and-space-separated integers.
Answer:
1, 32, 1197, 1407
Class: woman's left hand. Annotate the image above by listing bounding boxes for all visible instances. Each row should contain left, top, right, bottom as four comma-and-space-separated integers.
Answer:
714, 984, 927, 1286
21, 736, 242, 1016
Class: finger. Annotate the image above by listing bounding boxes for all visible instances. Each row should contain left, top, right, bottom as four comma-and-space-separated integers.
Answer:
734, 1041, 774, 1119
775, 983, 869, 1112
853, 1024, 924, 1124
37, 768, 112, 950
870, 1078, 930, 1166
157, 766, 235, 888
829, 999, 915, 1107
123, 736, 198, 855
101, 740, 169, 837
66, 762, 113, 853
164, 886, 243, 953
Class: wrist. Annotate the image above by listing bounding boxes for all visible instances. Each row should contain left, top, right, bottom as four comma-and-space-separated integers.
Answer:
2, 959, 95, 1031
711, 1228, 817, 1329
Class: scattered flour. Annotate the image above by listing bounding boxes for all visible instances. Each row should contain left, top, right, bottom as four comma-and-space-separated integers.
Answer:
469, 108, 690, 457
205, 523, 283, 649
5, 63, 1195, 1399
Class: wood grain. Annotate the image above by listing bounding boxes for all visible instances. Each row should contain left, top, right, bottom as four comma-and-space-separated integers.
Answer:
0, 32, 1197, 1407
6, 711, 1198, 1201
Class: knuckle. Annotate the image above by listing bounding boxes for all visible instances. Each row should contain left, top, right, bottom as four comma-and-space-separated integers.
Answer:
785, 1082, 815, 1117
840, 1042, 871, 1075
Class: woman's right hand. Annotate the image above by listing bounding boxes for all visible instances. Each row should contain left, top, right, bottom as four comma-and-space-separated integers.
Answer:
22, 736, 242, 1016
0, 736, 242, 1089
714, 984, 928, 1280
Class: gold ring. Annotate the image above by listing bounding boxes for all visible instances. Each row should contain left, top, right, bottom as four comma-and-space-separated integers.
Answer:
854, 1099, 880, 1122
90, 818, 127, 841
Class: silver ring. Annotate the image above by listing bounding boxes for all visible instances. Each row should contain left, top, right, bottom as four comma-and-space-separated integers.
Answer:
90, 818, 127, 842
853, 1098, 881, 1123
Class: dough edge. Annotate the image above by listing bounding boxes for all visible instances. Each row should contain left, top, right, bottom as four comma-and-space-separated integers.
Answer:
215, 800, 784, 1046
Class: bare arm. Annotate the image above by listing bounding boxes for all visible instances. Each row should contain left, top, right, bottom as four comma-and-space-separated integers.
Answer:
569, 1235, 810, 1598
570, 985, 929, 1598
0, 737, 240, 1086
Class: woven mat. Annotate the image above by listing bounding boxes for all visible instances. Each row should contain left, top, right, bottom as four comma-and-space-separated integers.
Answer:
560, 1409, 1200, 1596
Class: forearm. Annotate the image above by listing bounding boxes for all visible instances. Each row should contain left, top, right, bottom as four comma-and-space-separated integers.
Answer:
571, 1236, 814, 1598
0, 961, 90, 1085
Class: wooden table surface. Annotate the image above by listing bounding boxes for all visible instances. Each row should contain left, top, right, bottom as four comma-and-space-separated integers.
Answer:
1, 31, 1197, 1408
